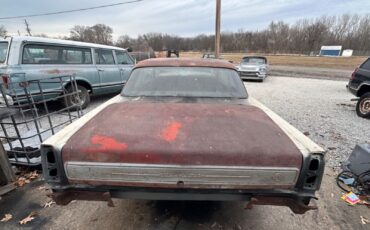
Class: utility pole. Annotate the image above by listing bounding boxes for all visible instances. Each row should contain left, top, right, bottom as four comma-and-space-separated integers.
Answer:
24, 19, 32, 36
215, 0, 221, 58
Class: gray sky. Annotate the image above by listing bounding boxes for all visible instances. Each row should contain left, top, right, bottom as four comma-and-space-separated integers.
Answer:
1, 0, 370, 40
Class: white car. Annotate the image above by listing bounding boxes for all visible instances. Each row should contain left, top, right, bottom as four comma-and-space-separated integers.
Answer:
237, 56, 269, 82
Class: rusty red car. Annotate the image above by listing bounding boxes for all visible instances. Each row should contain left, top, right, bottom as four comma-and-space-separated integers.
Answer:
41, 58, 325, 214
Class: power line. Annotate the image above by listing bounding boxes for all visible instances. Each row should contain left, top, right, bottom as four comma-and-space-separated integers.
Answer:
0, 0, 144, 20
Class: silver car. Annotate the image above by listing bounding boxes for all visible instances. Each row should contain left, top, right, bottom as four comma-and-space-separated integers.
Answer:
237, 56, 268, 82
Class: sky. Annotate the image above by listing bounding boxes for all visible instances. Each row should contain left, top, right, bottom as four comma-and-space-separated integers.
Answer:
1, 0, 370, 40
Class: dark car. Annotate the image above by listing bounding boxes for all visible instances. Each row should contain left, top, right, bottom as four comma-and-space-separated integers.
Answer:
41, 58, 325, 214
348, 57, 370, 118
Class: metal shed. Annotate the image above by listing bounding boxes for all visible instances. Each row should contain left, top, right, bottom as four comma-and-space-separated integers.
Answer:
319, 46, 342, 56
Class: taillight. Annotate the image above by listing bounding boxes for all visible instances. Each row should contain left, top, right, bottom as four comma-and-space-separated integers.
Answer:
350, 67, 358, 80
1, 74, 9, 89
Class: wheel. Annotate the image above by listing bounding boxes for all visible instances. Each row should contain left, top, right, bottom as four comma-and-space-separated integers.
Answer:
63, 84, 90, 109
356, 92, 370, 118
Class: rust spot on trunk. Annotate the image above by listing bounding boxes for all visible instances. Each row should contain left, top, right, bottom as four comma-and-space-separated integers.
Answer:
162, 122, 182, 142
89, 135, 128, 152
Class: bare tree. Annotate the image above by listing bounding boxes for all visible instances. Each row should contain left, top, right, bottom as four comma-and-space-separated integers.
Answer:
70, 14, 370, 54
69, 24, 113, 45
90, 24, 113, 45
70, 25, 91, 41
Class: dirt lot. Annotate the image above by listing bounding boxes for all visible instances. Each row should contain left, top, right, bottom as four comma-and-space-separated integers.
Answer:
0, 76, 369, 230
182, 52, 367, 71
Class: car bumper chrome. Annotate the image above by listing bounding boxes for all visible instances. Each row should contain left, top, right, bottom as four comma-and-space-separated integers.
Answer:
239, 72, 266, 80
65, 162, 299, 189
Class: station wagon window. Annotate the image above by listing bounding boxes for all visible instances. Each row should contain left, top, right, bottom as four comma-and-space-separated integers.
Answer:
0, 42, 8, 64
95, 49, 115, 65
62, 48, 92, 64
22, 44, 92, 64
115, 50, 134, 65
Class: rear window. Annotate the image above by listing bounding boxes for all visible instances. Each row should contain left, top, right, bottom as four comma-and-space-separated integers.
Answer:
361, 58, 370, 70
0, 42, 8, 64
122, 67, 248, 98
242, 57, 266, 65
22, 44, 92, 64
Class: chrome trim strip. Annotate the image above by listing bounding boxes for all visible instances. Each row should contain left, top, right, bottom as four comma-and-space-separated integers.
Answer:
65, 162, 299, 187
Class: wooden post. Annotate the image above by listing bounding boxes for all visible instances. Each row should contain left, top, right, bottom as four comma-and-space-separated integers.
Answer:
0, 142, 15, 185
215, 0, 221, 58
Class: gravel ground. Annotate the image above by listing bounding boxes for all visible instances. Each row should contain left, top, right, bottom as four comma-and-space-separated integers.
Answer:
1, 76, 370, 230
245, 76, 370, 167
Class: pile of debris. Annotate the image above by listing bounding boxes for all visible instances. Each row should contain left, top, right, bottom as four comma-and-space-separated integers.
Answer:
337, 143, 370, 207
13, 167, 40, 187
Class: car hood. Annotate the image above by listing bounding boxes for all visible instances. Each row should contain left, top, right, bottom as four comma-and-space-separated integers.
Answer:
239, 64, 265, 71
62, 101, 302, 168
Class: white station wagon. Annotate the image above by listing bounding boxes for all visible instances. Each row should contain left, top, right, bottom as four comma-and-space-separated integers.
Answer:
0, 36, 135, 108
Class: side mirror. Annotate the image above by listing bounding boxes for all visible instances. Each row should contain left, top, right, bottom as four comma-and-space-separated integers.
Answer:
127, 47, 133, 52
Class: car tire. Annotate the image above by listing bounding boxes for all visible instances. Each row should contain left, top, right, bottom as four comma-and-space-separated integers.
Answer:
63, 84, 90, 109
356, 92, 370, 118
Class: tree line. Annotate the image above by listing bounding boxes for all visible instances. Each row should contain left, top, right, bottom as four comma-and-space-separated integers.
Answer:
116, 14, 370, 55
1, 14, 370, 55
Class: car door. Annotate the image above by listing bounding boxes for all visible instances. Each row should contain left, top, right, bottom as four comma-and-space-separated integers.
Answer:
114, 50, 134, 84
94, 49, 122, 94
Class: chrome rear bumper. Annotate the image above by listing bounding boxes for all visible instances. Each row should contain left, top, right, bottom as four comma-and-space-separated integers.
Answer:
65, 162, 299, 189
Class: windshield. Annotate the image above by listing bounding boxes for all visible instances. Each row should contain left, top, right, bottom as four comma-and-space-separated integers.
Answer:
0, 42, 8, 64
122, 67, 248, 98
242, 57, 266, 65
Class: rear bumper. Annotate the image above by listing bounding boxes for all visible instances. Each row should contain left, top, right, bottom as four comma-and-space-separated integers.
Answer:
49, 186, 317, 214
347, 84, 358, 96
64, 162, 300, 189
41, 146, 325, 214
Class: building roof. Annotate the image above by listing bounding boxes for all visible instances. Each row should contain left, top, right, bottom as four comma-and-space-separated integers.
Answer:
134, 58, 236, 69
320, 46, 342, 50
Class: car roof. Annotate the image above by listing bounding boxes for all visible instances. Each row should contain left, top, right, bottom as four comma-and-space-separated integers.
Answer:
0, 36, 126, 51
135, 58, 236, 70
242, 56, 267, 59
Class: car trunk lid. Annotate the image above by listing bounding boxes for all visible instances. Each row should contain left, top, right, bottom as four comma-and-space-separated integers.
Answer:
62, 101, 302, 168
